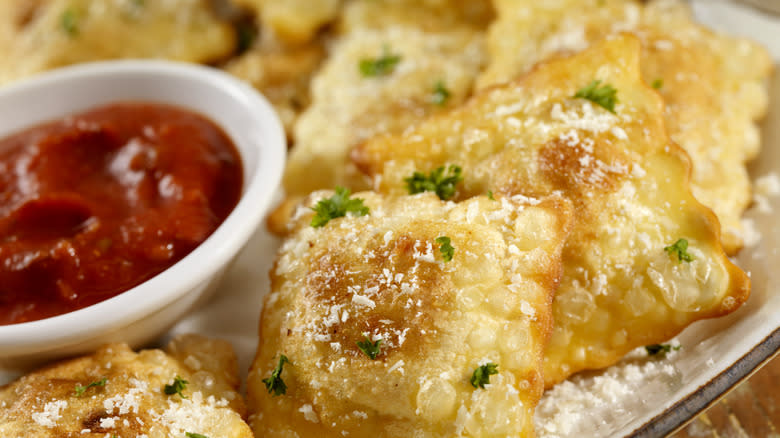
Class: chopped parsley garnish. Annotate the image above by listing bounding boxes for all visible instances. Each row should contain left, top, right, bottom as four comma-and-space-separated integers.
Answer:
61, 9, 79, 37
356, 336, 382, 360
74, 377, 107, 396
164, 376, 188, 398
404, 165, 463, 200
487, 190, 495, 201
645, 343, 681, 356
651, 78, 664, 90
310, 186, 369, 228
470, 363, 498, 389
431, 80, 451, 106
186, 433, 209, 438
573, 80, 618, 113
359, 47, 401, 77
263, 355, 290, 396
436, 236, 454, 262
664, 238, 694, 263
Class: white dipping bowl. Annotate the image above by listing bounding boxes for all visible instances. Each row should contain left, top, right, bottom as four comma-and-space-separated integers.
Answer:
0, 61, 285, 369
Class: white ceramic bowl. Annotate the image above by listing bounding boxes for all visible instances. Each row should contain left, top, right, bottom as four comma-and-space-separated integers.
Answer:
0, 61, 285, 368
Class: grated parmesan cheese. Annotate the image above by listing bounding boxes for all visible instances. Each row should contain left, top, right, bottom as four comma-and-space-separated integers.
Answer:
31, 400, 67, 428
535, 347, 680, 437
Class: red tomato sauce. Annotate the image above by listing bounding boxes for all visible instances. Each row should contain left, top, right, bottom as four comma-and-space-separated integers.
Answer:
0, 103, 243, 325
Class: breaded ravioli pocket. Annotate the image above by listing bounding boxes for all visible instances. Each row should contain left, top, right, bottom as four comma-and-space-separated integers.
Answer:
353, 35, 751, 386
477, 0, 772, 253
249, 191, 573, 437
0, 0, 235, 86
268, 0, 490, 236
0, 335, 252, 438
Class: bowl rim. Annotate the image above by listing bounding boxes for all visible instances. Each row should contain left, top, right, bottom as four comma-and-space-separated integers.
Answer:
0, 60, 285, 351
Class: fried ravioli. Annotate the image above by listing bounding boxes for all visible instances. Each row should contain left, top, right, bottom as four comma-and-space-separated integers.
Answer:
477, 0, 772, 253
0, 335, 252, 437
266, 29, 484, 237
272, 0, 491, 235
0, 0, 235, 86
249, 191, 573, 437
353, 35, 751, 386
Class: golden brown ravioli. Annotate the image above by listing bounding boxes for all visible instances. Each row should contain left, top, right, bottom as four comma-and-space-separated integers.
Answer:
0, 0, 236, 86
281, 25, 484, 202
477, 0, 772, 253
353, 35, 751, 386
0, 335, 252, 438
249, 191, 573, 437
268, 0, 495, 236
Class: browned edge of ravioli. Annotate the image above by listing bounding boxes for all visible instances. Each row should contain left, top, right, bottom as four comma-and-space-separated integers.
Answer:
250, 191, 573, 436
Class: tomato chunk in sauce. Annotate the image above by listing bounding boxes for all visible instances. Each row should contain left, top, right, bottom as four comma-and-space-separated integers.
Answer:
0, 103, 243, 325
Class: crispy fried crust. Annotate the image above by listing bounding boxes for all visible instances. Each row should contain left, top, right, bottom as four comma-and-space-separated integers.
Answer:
353, 35, 751, 386
249, 191, 573, 437
477, 0, 773, 253
281, 26, 484, 196
0, 0, 236, 86
267, 0, 493, 236
0, 335, 252, 437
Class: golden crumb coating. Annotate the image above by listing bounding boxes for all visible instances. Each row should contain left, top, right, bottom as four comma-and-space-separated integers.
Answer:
224, 34, 325, 141
268, 0, 494, 236
477, 0, 773, 253
353, 35, 751, 386
0, 335, 252, 438
0, 0, 236, 85
281, 26, 484, 201
249, 191, 573, 437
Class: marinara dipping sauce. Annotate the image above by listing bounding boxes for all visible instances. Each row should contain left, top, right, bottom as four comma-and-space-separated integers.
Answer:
0, 103, 243, 325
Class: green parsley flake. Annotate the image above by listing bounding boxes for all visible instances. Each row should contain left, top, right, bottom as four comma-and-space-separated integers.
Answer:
645, 343, 681, 356
74, 377, 107, 397
573, 80, 618, 113
164, 376, 188, 398
310, 186, 369, 228
487, 190, 495, 201
404, 165, 463, 200
186, 433, 209, 438
356, 336, 382, 360
263, 355, 290, 396
431, 80, 451, 106
435, 236, 454, 262
359, 47, 401, 77
61, 9, 79, 37
470, 363, 498, 389
664, 238, 694, 263
651, 78, 664, 90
